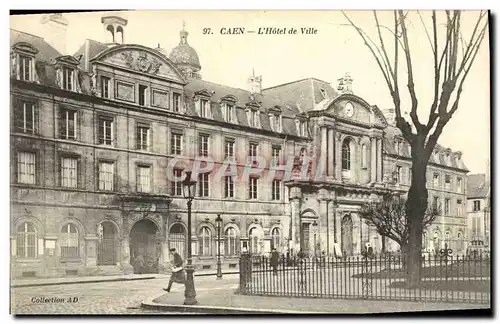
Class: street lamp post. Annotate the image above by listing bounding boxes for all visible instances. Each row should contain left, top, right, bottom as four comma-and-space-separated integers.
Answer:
182, 171, 198, 305
215, 214, 223, 280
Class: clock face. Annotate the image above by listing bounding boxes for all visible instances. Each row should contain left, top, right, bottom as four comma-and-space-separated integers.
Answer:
345, 102, 354, 117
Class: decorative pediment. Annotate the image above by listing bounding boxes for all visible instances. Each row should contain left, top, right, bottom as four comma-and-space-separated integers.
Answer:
220, 94, 237, 103
54, 55, 80, 66
295, 112, 308, 121
90, 44, 187, 84
325, 94, 388, 129
246, 99, 261, 109
12, 42, 39, 55
268, 105, 282, 114
194, 89, 212, 98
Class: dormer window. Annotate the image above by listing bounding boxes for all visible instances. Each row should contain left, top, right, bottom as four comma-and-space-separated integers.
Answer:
301, 121, 308, 136
295, 114, 308, 137
19, 55, 33, 81
200, 99, 209, 118
11, 42, 38, 82
246, 107, 260, 128
268, 106, 283, 133
223, 103, 234, 123
63, 67, 75, 91
54, 55, 81, 93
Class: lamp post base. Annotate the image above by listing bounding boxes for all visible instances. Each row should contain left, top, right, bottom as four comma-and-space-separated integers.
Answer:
183, 263, 198, 305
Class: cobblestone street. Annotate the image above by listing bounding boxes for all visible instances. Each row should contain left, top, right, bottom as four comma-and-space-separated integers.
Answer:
11, 275, 239, 315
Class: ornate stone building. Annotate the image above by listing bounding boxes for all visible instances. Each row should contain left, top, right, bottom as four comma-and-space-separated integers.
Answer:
10, 14, 469, 278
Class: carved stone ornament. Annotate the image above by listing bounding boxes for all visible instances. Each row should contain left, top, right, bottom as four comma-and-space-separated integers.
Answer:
121, 51, 162, 75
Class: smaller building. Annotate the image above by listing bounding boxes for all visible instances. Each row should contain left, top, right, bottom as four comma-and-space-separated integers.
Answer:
467, 171, 490, 254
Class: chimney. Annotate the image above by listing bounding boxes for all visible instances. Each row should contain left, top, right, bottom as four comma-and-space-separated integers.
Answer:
40, 13, 68, 55
101, 14, 128, 45
382, 108, 396, 126
337, 72, 353, 94
247, 69, 262, 94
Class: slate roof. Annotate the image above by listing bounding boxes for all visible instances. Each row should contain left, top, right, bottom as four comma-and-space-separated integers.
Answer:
10, 29, 62, 62
467, 174, 490, 199
73, 39, 109, 71
383, 125, 468, 171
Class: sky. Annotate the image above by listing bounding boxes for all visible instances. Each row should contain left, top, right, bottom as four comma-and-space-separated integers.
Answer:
9, 10, 490, 174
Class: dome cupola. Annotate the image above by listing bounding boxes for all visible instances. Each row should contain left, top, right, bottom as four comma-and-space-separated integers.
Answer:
169, 21, 201, 79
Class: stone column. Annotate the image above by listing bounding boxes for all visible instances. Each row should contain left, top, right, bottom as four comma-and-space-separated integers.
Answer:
328, 128, 335, 178
320, 126, 328, 179
289, 186, 302, 252
352, 214, 361, 255
121, 212, 133, 274
335, 208, 342, 255
377, 138, 383, 182
370, 137, 377, 182
335, 133, 342, 180
327, 200, 336, 255
319, 198, 328, 254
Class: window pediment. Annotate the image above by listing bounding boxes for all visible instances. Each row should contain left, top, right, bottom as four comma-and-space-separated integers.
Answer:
268, 105, 282, 114
54, 55, 81, 67
194, 89, 212, 98
12, 42, 39, 56
220, 94, 237, 104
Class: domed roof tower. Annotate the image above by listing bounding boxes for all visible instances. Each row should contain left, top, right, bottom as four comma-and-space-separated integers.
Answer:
169, 22, 201, 79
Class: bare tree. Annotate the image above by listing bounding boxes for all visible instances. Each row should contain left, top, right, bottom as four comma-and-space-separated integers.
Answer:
359, 194, 438, 257
343, 10, 488, 286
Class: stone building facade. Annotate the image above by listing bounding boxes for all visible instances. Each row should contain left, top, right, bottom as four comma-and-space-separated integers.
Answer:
10, 14, 469, 278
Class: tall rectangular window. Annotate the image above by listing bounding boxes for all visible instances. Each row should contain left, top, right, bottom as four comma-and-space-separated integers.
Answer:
248, 177, 258, 199
396, 165, 402, 183
432, 197, 439, 214
172, 93, 181, 112
271, 146, 281, 166
136, 124, 150, 151
171, 169, 183, 196
473, 200, 481, 212
252, 110, 258, 127
200, 99, 209, 118
224, 139, 235, 159
98, 116, 113, 146
224, 104, 234, 123
457, 199, 463, 216
249, 142, 258, 157
171, 132, 182, 155
457, 177, 462, 193
17, 152, 36, 184
98, 161, 114, 191
272, 179, 281, 201
445, 175, 451, 190
198, 173, 209, 197
136, 165, 151, 193
61, 157, 78, 188
139, 85, 147, 106
101, 76, 111, 99
433, 173, 440, 188
14, 101, 36, 134
60, 108, 78, 140
62, 67, 74, 91
224, 176, 234, 198
445, 198, 450, 215
275, 115, 281, 132
19, 55, 32, 81
199, 134, 209, 156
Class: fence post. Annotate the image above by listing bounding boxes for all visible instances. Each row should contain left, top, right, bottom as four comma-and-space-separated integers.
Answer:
361, 246, 373, 299
239, 252, 252, 293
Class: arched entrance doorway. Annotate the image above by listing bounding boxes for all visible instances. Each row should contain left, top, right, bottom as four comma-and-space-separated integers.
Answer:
168, 223, 186, 258
341, 215, 354, 256
97, 221, 119, 265
129, 219, 160, 274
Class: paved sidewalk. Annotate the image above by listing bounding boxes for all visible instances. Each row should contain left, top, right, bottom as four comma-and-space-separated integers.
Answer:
11, 270, 238, 288
142, 288, 491, 314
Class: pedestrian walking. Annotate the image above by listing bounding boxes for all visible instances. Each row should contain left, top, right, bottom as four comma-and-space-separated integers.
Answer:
270, 248, 279, 275
163, 248, 186, 292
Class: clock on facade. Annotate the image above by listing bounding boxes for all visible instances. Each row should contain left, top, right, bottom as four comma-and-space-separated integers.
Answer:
344, 102, 354, 117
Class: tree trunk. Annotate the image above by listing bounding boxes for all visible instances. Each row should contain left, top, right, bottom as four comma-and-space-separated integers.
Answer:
405, 136, 429, 288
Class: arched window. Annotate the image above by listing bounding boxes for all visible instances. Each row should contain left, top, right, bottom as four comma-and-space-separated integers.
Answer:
61, 223, 79, 258
342, 138, 351, 171
116, 26, 124, 44
249, 228, 260, 254
361, 144, 367, 168
271, 228, 281, 251
199, 226, 212, 256
169, 223, 186, 258
225, 227, 239, 256
16, 222, 37, 258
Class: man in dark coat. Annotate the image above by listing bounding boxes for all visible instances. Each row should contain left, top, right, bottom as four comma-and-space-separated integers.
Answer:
270, 248, 279, 275
163, 248, 186, 292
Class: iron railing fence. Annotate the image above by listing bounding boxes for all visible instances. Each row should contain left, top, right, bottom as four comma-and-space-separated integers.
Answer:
239, 253, 491, 304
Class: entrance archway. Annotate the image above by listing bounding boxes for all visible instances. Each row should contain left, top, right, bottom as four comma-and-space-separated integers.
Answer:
97, 221, 119, 265
341, 215, 354, 256
129, 219, 159, 274
168, 223, 186, 258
